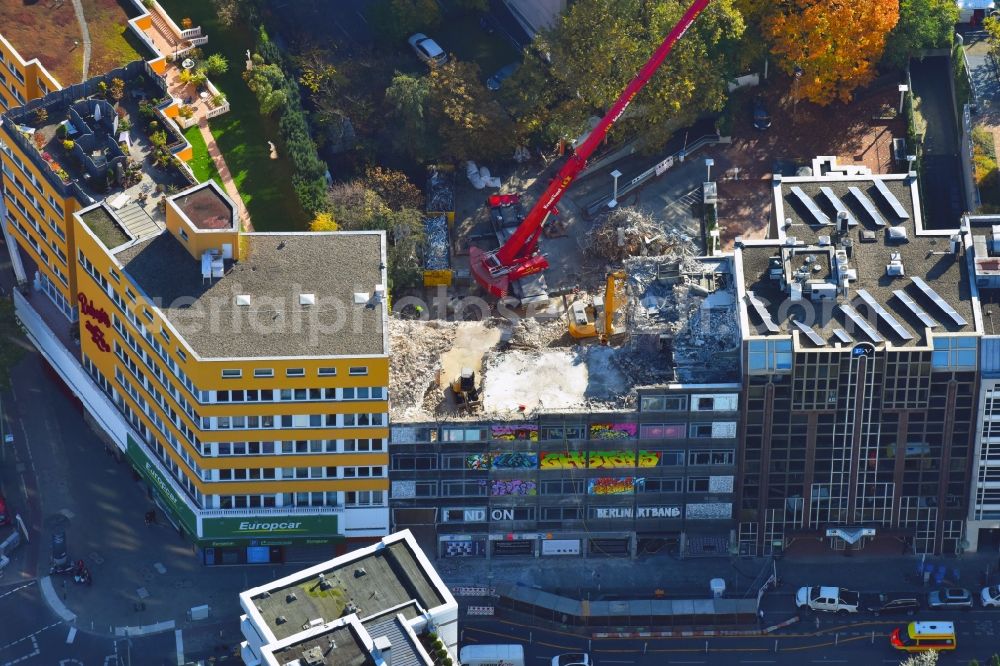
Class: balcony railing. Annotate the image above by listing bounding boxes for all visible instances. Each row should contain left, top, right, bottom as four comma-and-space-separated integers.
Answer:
199, 505, 343, 518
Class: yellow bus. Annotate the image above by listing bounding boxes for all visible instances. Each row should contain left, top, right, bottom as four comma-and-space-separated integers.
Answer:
890, 621, 957, 652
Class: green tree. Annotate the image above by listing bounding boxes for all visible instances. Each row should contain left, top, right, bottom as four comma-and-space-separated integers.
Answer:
243, 54, 288, 116
883, 0, 959, 68
427, 59, 518, 161
510, 0, 745, 151
204, 53, 229, 76
325, 182, 425, 292
384, 72, 435, 160
369, 0, 441, 44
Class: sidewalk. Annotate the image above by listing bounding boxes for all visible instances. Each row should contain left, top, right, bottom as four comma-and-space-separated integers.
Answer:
432, 551, 1000, 601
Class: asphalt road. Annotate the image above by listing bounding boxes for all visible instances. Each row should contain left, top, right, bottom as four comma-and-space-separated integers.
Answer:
463, 609, 1000, 665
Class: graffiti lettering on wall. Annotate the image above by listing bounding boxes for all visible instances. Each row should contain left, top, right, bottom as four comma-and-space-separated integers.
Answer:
490, 425, 539, 441
466, 452, 539, 470
588, 476, 644, 495
590, 423, 637, 440
490, 479, 537, 496
539, 451, 661, 469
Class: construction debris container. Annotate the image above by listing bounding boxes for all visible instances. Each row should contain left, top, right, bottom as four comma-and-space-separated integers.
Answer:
423, 214, 453, 286
426, 164, 456, 224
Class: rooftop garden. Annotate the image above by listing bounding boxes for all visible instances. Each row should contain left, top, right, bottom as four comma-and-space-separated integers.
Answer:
80, 205, 130, 249
5, 65, 191, 201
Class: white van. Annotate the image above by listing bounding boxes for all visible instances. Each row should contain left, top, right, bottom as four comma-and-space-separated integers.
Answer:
459, 644, 525, 666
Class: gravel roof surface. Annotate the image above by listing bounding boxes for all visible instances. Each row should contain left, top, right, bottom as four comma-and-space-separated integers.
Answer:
115, 231, 387, 359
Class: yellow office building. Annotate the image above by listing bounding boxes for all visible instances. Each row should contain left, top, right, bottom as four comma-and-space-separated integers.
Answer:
2, 69, 390, 565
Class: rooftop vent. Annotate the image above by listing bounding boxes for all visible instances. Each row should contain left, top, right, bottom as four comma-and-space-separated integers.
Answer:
888, 226, 908, 241
275, 615, 286, 625
859, 229, 877, 243
301, 617, 324, 631
299, 293, 315, 306
886, 254, 905, 277
286, 592, 297, 603
818, 235, 831, 246
354, 567, 367, 578
235, 294, 251, 306
353, 292, 369, 304
302, 646, 325, 666
317, 573, 332, 591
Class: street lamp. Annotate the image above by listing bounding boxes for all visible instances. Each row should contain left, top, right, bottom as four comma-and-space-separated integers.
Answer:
898, 84, 909, 115
608, 169, 623, 208
705, 158, 714, 182
792, 65, 803, 124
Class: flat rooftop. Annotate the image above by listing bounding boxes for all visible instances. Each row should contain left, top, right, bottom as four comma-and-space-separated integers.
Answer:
737, 158, 978, 347
173, 186, 234, 230
269, 624, 371, 666
249, 539, 446, 642
114, 230, 387, 359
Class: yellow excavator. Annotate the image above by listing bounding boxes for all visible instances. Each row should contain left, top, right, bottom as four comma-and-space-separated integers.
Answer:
450, 367, 482, 410
568, 270, 626, 344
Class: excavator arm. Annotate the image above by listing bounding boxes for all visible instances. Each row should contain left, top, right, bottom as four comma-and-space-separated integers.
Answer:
470, 0, 711, 297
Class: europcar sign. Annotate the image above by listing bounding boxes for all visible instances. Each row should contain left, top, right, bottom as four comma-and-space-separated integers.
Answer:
200, 514, 339, 541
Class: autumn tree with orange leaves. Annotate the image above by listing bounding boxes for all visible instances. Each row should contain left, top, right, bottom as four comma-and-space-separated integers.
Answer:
765, 0, 899, 106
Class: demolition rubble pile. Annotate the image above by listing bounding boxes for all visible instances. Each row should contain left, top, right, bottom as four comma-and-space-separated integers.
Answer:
389, 319, 459, 421
619, 253, 741, 384
585, 207, 692, 262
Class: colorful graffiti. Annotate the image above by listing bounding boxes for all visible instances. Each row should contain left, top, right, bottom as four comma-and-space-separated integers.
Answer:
539, 451, 661, 469
466, 452, 538, 470
587, 476, 644, 495
490, 479, 537, 496
590, 423, 638, 439
490, 424, 539, 441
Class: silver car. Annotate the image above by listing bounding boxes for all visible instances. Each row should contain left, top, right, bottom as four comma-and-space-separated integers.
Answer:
408, 33, 447, 66
928, 587, 973, 610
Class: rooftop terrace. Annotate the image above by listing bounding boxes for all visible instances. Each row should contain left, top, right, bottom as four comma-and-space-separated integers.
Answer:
114, 230, 387, 359
1, 63, 195, 222
736, 157, 979, 348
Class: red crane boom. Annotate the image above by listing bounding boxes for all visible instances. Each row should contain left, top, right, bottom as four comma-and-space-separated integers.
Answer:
470, 0, 711, 297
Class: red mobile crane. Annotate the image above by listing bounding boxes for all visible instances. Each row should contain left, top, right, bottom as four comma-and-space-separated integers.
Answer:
470, 0, 711, 298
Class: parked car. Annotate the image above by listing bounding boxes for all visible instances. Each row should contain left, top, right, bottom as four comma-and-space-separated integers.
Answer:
868, 598, 921, 616
928, 588, 973, 610
982, 585, 1000, 608
551, 654, 590, 666
408, 33, 447, 66
487, 63, 519, 91
752, 95, 771, 130
795, 586, 860, 614
0, 492, 10, 526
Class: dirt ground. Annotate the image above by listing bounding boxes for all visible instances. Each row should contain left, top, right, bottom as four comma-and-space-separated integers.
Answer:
714, 76, 907, 248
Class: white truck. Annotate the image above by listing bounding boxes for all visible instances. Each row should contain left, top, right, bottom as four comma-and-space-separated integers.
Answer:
795, 585, 861, 614
459, 644, 525, 666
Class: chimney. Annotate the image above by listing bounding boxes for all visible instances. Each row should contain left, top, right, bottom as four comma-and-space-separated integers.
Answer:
373, 636, 391, 666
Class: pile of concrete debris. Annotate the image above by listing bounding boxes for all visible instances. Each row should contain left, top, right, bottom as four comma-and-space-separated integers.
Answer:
388, 319, 459, 421
621, 254, 740, 384
585, 207, 693, 262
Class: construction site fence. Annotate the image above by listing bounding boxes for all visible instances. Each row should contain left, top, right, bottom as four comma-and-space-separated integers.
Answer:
495, 582, 758, 629
586, 134, 725, 215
